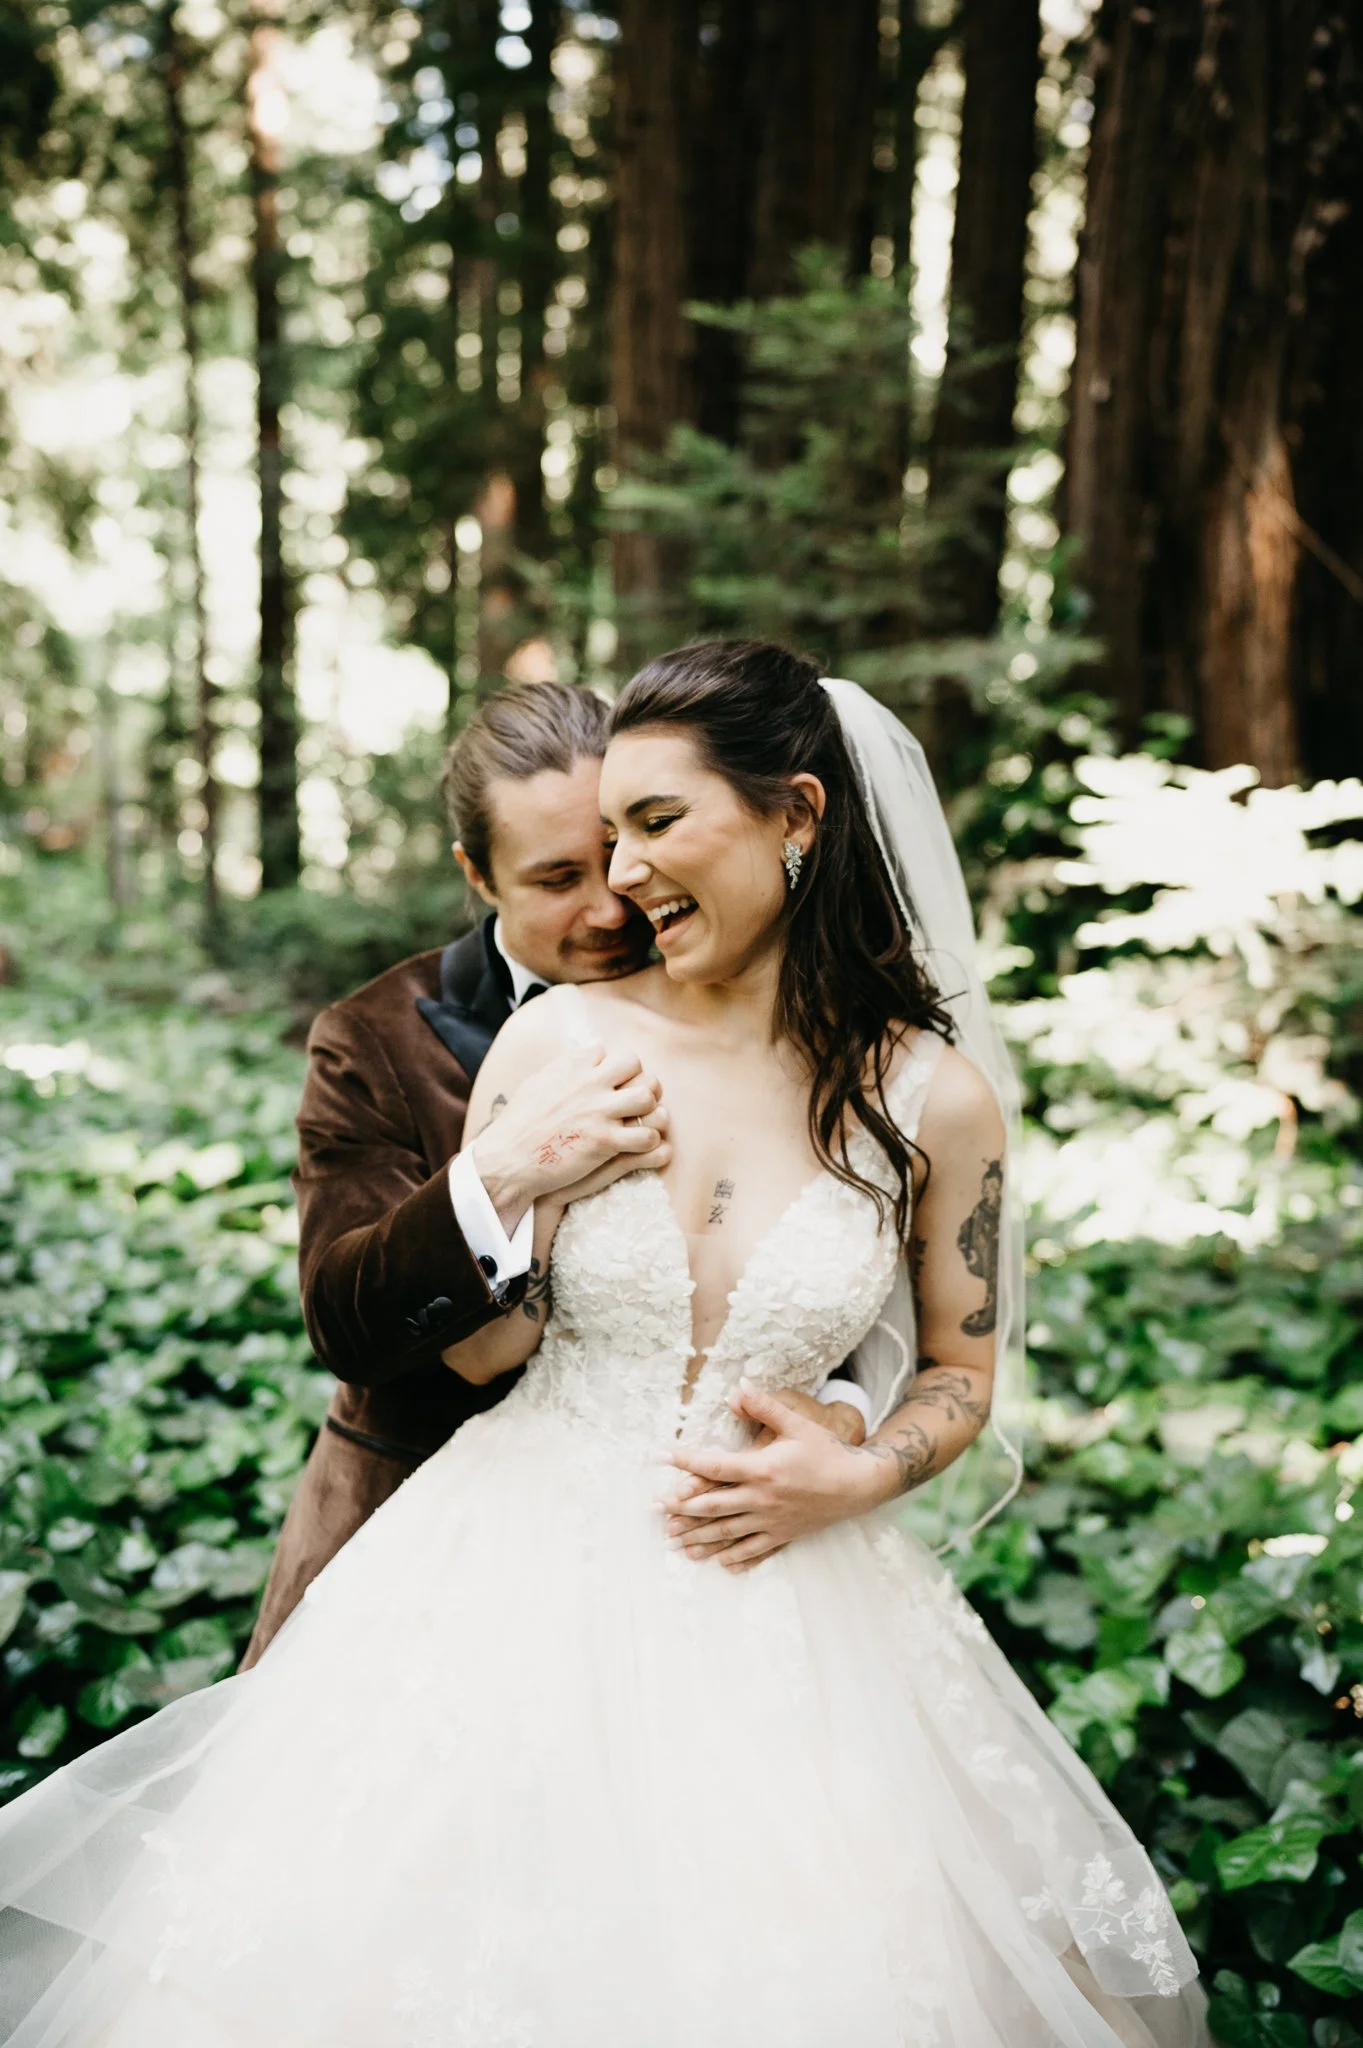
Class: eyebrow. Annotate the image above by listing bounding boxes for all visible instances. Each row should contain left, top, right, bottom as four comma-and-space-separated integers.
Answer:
620, 793, 683, 822
520, 856, 584, 879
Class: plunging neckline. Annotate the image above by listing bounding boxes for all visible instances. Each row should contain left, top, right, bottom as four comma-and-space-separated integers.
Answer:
651, 1164, 834, 1413
547, 982, 939, 1420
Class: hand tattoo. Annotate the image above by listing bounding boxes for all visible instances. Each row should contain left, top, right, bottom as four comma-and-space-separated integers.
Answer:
534, 1128, 583, 1170
957, 1159, 1002, 1337
521, 1256, 552, 1323
707, 1177, 735, 1227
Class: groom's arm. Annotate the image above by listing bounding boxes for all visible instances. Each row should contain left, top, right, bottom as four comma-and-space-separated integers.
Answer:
295, 1004, 670, 1389
294, 1006, 508, 1388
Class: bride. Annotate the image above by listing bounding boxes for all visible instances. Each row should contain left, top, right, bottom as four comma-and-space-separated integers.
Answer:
0, 642, 1207, 2047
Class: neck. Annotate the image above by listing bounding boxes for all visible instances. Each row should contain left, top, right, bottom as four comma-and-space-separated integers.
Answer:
669, 940, 784, 1048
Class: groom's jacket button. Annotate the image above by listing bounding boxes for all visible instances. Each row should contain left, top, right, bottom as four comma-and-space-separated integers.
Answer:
403, 1295, 456, 1338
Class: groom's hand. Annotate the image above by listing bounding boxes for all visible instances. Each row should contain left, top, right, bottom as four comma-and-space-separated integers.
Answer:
470, 1047, 665, 1230
751, 1389, 866, 1449
661, 1385, 882, 1572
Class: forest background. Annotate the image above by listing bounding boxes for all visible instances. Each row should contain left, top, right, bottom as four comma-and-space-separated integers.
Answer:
2, 0, 1363, 2037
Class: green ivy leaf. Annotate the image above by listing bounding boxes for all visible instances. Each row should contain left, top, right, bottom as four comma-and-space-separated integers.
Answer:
1290, 1915, 1363, 2000
1209, 1973, 1313, 2048
0, 1569, 30, 1649
1313, 2021, 1363, 2048
1216, 1814, 1332, 1891
15, 1701, 68, 1759
1166, 1624, 1246, 1698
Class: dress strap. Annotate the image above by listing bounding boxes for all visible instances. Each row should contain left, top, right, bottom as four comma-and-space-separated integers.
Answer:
887, 1028, 948, 1145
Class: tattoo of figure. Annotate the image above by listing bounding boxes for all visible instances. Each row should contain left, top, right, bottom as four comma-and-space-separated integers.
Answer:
489, 1093, 508, 1119
708, 1177, 735, 1227
957, 1159, 1002, 1337
521, 1257, 552, 1324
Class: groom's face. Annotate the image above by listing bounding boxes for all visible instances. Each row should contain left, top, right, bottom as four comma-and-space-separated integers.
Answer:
456, 756, 652, 987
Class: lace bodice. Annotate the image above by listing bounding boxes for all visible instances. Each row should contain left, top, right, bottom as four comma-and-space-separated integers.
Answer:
515, 1026, 946, 1451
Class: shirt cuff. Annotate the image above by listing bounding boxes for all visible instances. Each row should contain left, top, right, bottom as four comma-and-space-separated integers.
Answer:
817, 1379, 873, 1428
448, 1149, 534, 1300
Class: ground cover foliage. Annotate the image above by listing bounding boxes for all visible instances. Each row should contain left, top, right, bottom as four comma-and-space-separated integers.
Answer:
2, 759, 1362, 2039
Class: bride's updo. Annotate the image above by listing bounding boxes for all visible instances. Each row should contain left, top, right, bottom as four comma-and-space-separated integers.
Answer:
610, 639, 953, 1240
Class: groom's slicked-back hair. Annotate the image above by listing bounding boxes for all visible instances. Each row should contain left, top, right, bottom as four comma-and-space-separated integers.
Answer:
441, 680, 610, 878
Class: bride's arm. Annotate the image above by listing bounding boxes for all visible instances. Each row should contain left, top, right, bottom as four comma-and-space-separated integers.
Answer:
662, 1045, 1004, 1564
848, 1047, 1005, 1503
440, 1000, 670, 1386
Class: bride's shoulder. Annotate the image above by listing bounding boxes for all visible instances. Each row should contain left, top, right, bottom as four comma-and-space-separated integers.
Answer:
902, 1034, 1003, 1152
476, 968, 666, 1086
568, 966, 672, 1033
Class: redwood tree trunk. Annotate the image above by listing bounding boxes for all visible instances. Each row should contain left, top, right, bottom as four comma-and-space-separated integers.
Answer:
609, 0, 697, 608
610, 0, 884, 601
162, 0, 219, 934
745, 0, 882, 298
688, 0, 758, 444
511, 0, 558, 563
247, 0, 299, 888
926, 0, 1042, 639
1066, 0, 1363, 784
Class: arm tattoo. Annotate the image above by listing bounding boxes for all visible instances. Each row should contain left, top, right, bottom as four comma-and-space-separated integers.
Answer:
901, 1368, 991, 1427
847, 1366, 990, 1498
957, 1159, 1002, 1337
488, 1093, 508, 1119
520, 1256, 552, 1323
707, 1177, 735, 1227
861, 1421, 936, 1495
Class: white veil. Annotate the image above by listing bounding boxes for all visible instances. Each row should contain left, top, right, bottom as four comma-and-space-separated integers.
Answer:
821, 678, 1026, 1549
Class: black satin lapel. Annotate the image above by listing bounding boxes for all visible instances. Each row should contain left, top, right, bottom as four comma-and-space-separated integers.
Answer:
415, 923, 511, 1081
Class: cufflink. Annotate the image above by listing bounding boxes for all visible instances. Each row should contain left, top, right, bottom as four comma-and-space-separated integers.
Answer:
477, 1255, 498, 1280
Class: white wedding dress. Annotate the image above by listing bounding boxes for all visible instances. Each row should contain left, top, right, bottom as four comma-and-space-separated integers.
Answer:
0, 1030, 1207, 2048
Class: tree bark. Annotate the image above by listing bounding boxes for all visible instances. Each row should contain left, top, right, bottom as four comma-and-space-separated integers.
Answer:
688, 0, 758, 444
746, 0, 882, 298
247, 0, 299, 888
926, 0, 1042, 640
609, 0, 698, 606
162, 1, 219, 935
1066, 0, 1363, 784
510, 0, 558, 563
893, 2, 944, 277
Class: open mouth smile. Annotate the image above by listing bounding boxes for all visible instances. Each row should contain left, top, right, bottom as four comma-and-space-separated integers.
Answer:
644, 896, 698, 940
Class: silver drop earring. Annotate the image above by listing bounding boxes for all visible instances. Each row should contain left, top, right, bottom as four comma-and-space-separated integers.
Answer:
781, 840, 804, 890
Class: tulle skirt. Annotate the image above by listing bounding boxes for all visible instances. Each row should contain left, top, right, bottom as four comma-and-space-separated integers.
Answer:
0, 1393, 1208, 2047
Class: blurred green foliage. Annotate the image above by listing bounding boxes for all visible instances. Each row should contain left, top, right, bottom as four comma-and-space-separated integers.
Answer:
0, 905, 325, 1805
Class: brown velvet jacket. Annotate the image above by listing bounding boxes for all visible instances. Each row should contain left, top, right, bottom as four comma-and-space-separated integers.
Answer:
241, 923, 520, 1666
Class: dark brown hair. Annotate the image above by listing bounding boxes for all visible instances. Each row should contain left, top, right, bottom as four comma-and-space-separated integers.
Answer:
440, 680, 610, 879
610, 639, 953, 1241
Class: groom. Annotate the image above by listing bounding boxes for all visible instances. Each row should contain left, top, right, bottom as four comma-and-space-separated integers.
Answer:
244, 679, 869, 1665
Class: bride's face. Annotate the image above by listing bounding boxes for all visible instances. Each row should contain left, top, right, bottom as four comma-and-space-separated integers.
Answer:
600, 729, 817, 983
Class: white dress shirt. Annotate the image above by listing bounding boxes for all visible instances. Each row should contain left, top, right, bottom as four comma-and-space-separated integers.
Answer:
445, 924, 872, 1427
